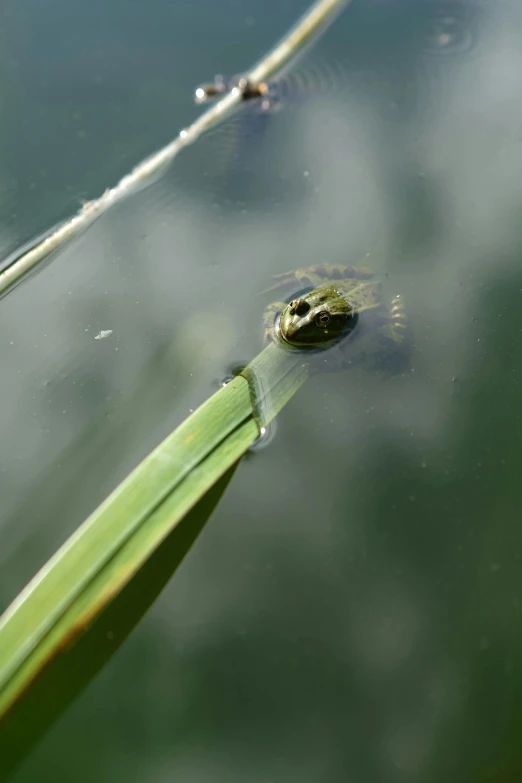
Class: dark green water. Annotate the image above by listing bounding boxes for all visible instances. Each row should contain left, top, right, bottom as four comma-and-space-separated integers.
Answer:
2, 0, 522, 780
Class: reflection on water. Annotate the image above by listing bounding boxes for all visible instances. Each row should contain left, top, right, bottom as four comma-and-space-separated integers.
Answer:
3, 0, 522, 781
423, 6, 474, 56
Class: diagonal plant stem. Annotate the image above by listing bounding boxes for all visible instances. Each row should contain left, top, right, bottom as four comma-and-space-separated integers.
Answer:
0, 0, 351, 298
0, 340, 310, 724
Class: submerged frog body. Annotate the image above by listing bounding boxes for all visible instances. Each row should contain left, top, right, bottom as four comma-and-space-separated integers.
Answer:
262, 264, 410, 373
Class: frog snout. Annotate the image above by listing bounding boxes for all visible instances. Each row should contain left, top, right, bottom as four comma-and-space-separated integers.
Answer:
281, 315, 300, 338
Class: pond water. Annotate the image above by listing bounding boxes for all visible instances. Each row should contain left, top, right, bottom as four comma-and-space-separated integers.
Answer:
2, 0, 522, 780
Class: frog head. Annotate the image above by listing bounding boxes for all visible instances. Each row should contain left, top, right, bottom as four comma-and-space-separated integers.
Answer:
278, 285, 356, 348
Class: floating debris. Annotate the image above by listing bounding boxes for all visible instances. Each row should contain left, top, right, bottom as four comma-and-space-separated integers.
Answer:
423, 3, 475, 57
94, 330, 113, 341
194, 74, 270, 104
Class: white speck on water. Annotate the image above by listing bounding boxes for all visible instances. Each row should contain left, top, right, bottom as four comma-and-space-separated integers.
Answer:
303, 170, 309, 177
95, 330, 113, 340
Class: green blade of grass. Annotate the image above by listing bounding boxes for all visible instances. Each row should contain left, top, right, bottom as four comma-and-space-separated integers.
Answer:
0, 373, 251, 690
0, 417, 258, 719
0, 464, 240, 778
0, 341, 311, 769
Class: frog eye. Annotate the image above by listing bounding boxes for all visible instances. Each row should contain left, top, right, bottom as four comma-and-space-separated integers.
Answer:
289, 299, 310, 317
315, 311, 330, 327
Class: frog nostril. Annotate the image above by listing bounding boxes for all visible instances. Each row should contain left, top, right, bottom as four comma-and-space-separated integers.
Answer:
295, 300, 310, 317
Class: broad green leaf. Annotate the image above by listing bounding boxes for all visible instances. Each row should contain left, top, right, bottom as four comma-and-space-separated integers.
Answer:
0, 341, 311, 774
0, 466, 238, 779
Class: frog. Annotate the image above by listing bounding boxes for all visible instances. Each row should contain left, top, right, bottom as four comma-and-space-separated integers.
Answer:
261, 264, 410, 373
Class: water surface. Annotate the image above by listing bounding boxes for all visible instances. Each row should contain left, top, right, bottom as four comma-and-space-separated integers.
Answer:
2, 0, 522, 780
